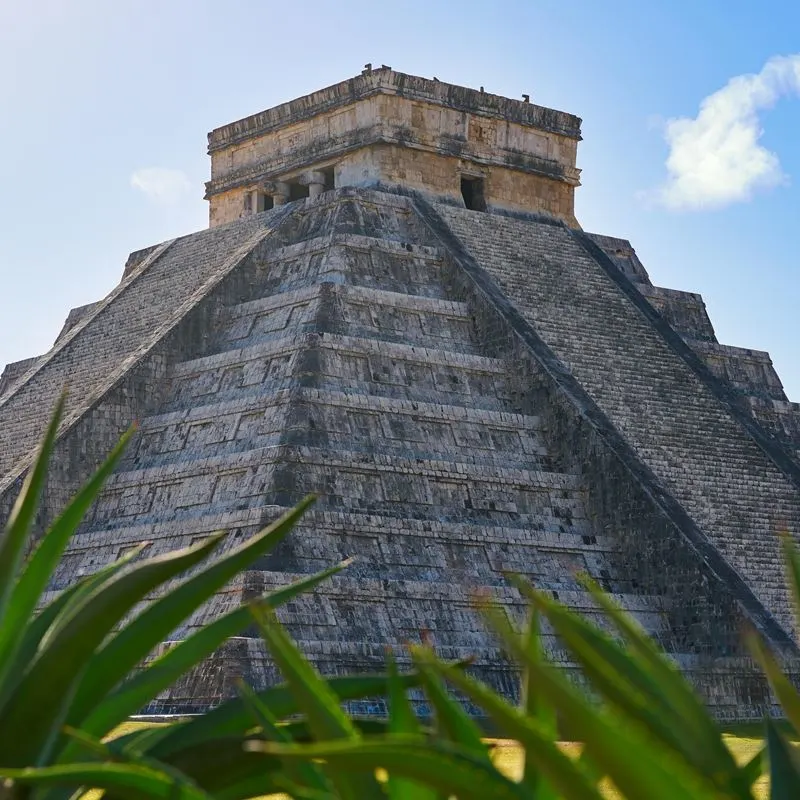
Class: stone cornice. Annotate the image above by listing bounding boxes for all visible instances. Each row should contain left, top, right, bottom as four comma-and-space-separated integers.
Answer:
205, 128, 581, 199
207, 68, 582, 152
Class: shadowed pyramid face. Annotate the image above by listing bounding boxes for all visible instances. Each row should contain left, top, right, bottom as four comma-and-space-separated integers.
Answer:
2, 184, 799, 719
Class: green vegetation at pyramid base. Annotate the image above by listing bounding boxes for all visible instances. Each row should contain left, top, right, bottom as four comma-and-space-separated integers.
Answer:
5, 401, 800, 798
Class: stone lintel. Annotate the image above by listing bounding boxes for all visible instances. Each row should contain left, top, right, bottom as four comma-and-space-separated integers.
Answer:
205, 132, 580, 201
207, 68, 582, 153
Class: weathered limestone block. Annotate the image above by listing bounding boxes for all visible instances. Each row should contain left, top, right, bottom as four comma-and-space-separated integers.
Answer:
205, 69, 581, 227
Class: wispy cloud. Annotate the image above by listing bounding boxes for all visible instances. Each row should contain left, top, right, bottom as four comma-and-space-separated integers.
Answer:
130, 167, 192, 207
652, 54, 800, 211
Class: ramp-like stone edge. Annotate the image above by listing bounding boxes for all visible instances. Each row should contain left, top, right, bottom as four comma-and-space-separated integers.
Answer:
411, 195, 797, 652
0, 208, 295, 510
573, 232, 800, 489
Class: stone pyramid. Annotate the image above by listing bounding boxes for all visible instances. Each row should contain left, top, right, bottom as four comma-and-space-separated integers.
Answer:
3, 68, 800, 720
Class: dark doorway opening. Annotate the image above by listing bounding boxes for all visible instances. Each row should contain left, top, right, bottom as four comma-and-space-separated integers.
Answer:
256, 193, 274, 212
322, 167, 335, 192
289, 183, 310, 201
460, 176, 487, 211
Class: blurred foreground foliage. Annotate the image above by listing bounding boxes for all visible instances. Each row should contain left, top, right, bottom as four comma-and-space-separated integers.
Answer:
1, 397, 800, 799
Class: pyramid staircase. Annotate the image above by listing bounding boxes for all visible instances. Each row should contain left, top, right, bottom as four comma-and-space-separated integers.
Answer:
30, 190, 779, 718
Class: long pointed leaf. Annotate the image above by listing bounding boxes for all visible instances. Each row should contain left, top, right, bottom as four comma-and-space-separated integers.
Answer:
135, 672, 425, 759
0, 762, 212, 800
571, 573, 725, 744
747, 630, 800, 736
0, 393, 65, 625
68, 559, 352, 746
522, 583, 738, 789
237, 679, 331, 794
428, 656, 605, 800
767, 718, 800, 800
65, 496, 316, 730
247, 736, 529, 800
409, 645, 490, 761
781, 532, 800, 625
0, 543, 147, 713
0, 534, 223, 766
387, 652, 436, 800
252, 606, 359, 741
0, 427, 134, 678
520, 605, 559, 798
251, 606, 379, 800
511, 573, 744, 791
481, 602, 721, 800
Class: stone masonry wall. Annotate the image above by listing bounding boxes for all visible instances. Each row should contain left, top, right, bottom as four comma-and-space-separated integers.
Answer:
429, 201, 800, 641
0, 209, 293, 537
206, 69, 581, 228
36, 189, 793, 720
8, 187, 798, 721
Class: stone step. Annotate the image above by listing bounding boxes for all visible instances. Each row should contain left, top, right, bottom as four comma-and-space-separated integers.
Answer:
182, 571, 670, 643
77, 452, 596, 550
161, 332, 515, 414
134, 389, 542, 439
95, 441, 584, 503
68, 505, 606, 558
437, 202, 800, 637
214, 282, 480, 356
247, 232, 449, 300
122, 387, 548, 472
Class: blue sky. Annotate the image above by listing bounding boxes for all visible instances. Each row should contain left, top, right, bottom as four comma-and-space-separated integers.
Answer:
1, 0, 798, 396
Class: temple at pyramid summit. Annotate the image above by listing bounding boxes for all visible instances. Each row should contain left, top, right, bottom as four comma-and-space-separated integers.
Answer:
3, 66, 800, 718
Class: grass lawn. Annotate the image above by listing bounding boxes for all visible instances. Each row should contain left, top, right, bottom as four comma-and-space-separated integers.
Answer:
109, 721, 774, 799
490, 736, 768, 799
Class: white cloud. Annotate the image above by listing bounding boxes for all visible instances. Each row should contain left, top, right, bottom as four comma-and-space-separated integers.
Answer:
653, 54, 800, 211
130, 167, 192, 207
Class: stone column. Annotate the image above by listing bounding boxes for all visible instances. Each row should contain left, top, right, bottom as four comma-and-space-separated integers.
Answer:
271, 181, 290, 206
299, 170, 326, 199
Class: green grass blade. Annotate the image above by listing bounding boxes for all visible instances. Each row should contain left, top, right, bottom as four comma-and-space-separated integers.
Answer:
409, 645, 490, 762
0, 544, 147, 713
0, 393, 65, 626
481, 601, 721, 800
746, 630, 800, 736
0, 427, 134, 659
423, 656, 605, 800
0, 762, 212, 800
137, 671, 425, 759
0, 534, 223, 767
65, 496, 316, 730
387, 652, 436, 800
767, 718, 800, 800
252, 606, 384, 800
69, 559, 352, 745
247, 736, 529, 800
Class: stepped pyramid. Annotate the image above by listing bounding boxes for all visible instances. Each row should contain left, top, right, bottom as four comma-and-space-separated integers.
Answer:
3, 67, 800, 719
